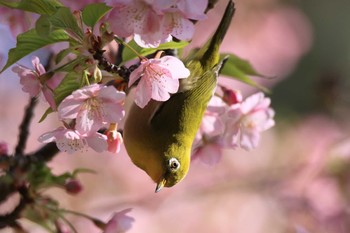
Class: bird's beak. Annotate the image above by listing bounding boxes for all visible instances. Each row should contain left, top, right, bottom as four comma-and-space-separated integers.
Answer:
155, 177, 166, 193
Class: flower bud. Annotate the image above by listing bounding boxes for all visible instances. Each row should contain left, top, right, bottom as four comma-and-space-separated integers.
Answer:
0, 141, 8, 156
221, 86, 242, 105
65, 179, 83, 194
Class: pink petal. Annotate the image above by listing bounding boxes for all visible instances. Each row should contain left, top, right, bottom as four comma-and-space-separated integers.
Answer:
227, 105, 242, 123
240, 92, 264, 114
159, 56, 190, 79
134, 77, 152, 108
134, 32, 171, 48
42, 86, 57, 110
176, 0, 208, 20
20, 74, 41, 97
239, 129, 260, 151
73, 84, 100, 99
129, 63, 145, 87
85, 133, 108, 153
31, 56, 45, 75
76, 107, 105, 136
102, 102, 125, 123
38, 128, 64, 143
220, 121, 240, 148
170, 14, 194, 41
206, 96, 227, 114
193, 143, 222, 165
58, 95, 84, 119
151, 78, 172, 101
104, 209, 134, 233
98, 85, 125, 103
200, 114, 225, 137
152, 0, 178, 12
106, 3, 134, 37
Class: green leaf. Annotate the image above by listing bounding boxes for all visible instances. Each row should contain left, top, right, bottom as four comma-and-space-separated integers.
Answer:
54, 72, 81, 106
1, 29, 69, 73
39, 107, 53, 123
220, 53, 270, 93
0, 0, 62, 15
55, 48, 75, 64
121, 39, 189, 63
82, 3, 112, 28
35, 7, 84, 41
221, 53, 266, 77
72, 168, 96, 177
54, 56, 86, 73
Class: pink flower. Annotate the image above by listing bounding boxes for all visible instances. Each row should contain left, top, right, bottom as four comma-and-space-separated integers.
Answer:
12, 56, 45, 97
0, 8, 36, 36
225, 92, 275, 150
104, 208, 134, 233
154, 0, 208, 42
38, 127, 108, 153
106, 0, 207, 47
192, 96, 226, 165
12, 56, 57, 109
129, 56, 189, 108
107, 0, 170, 48
107, 130, 123, 154
58, 84, 125, 136
175, 0, 208, 20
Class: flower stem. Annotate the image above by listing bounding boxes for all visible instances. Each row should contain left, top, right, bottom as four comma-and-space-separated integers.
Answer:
114, 36, 146, 60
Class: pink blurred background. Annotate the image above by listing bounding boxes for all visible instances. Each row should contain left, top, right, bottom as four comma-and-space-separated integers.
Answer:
1, 0, 350, 232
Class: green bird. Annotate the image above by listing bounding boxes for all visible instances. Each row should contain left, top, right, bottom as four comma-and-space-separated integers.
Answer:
123, 1, 235, 192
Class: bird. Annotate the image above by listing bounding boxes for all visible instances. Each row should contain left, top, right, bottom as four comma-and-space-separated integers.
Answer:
123, 0, 235, 192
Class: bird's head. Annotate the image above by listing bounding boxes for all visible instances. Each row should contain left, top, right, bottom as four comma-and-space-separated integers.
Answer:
155, 155, 190, 192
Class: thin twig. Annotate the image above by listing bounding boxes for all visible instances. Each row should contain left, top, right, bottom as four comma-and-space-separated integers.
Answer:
15, 97, 38, 156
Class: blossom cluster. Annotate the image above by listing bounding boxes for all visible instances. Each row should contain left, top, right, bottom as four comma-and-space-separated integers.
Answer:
12, 54, 189, 153
192, 87, 275, 165
106, 0, 208, 47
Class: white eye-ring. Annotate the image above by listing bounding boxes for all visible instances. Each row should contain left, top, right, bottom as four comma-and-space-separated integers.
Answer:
168, 158, 180, 171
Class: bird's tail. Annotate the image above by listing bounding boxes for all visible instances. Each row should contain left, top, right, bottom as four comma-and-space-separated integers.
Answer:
198, 0, 235, 68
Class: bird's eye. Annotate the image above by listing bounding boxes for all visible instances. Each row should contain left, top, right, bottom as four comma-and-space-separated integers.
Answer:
168, 158, 180, 171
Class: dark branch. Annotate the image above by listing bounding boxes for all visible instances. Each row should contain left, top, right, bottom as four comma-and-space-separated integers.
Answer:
15, 97, 38, 156
0, 186, 32, 229
115, 40, 125, 66
93, 49, 130, 82
28, 142, 60, 163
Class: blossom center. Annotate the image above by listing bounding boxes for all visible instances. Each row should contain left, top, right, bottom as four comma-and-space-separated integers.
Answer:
85, 97, 104, 121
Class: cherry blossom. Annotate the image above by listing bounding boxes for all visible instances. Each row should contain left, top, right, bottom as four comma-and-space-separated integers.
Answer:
191, 96, 226, 165
129, 55, 190, 108
38, 127, 108, 153
106, 0, 208, 47
12, 56, 57, 109
104, 208, 134, 233
0, 8, 36, 36
192, 91, 275, 164
226, 92, 275, 150
58, 84, 125, 136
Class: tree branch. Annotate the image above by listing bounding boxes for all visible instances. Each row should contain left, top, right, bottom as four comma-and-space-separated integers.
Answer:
15, 97, 38, 156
